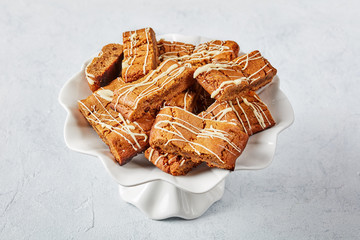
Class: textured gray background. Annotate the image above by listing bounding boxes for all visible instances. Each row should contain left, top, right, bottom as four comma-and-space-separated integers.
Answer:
1, 0, 359, 239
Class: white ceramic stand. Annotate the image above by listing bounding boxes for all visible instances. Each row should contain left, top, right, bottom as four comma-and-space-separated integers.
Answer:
59, 32, 294, 220
119, 179, 225, 220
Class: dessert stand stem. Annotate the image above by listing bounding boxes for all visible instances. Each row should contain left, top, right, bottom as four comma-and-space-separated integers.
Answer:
118, 179, 225, 220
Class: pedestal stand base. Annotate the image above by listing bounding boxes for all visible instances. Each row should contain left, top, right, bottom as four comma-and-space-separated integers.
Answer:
119, 179, 225, 220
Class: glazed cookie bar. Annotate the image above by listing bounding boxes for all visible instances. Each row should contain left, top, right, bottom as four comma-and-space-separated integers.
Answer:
111, 59, 195, 121
226, 91, 276, 135
232, 50, 277, 91
194, 50, 277, 101
85, 43, 123, 92
149, 106, 249, 170
198, 100, 239, 124
78, 78, 153, 165
145, 147, 200, 176
158, 39, 195, 62
186, 40, 239, 67
122, 27, 159, 82
200, 91, 275, 135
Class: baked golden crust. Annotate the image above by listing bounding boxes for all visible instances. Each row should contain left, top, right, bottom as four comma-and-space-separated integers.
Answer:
149, 107, 248, 170
194, 50, 277, 101
158, 39, 195, 62
198, 100, 239, 124
233, 50, 277, 91
199, 91, 275, 135
185, 40, 239, 68
78, 78, 153, 165
85, 44, 123, 92
145, 147, 199, 176
111, 59, 195, 121
226, 91, 276, 135
122, 27, 159, 83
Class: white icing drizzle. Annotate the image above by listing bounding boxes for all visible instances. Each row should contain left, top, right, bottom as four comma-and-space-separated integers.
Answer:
78, 93, 147, 151
122, 59, 129, 69
213, 107, 233, 121
158, 127, 224, 163
154, 153, 168, 165
242, 97, 266, 128
193, 63, 234, 78
205, 92, 273, 136
211, 77, 248, 98
154, 107, 242, 163
248, 95, 272, 126
168, 155, 178, 165
195, 51, 274, 98
242, 53, 249, 70
190, 40, 233, 62
218, 144, 237, 157
124, 48, 137, 81
114, 60, 188, 111
179, 159, 185, 167
200, 102, 239, 135
197, 125, 243, 153
85, 64, 95, 85
148, 148, 155, 161
79, 100, 138, 150
183, 90, 190, 110
162, 106, 238, 125
123, 30, 138, 81
232, 99, 250, 134
232, 51, 262, 69
247, 62, 270, 83
199, 102, 223, 119
129, 31, 137, 55
86, 76, 95, 85
123, 28, 156, 81
96, 89, 114, 102
227, 95, 272, 134
158, 41, 194, 62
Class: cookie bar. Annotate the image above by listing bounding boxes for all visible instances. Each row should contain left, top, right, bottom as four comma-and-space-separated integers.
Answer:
186, 40, 239, 67
145, 147, 199, 176
122, 27, 159, 82
194, 50, 277, 101
149, 106, 249, 170
200, 91, 275, 135
111, 59, 195, 121
232, 50, 277, 91
198, 100, 239, 124
158, 39, 195, 62
85, 43, 123, 92
78, 78, 153, 165
226, 91, 276, 135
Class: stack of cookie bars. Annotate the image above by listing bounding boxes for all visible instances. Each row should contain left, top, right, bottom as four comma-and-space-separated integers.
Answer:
78, 27, 277, 176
